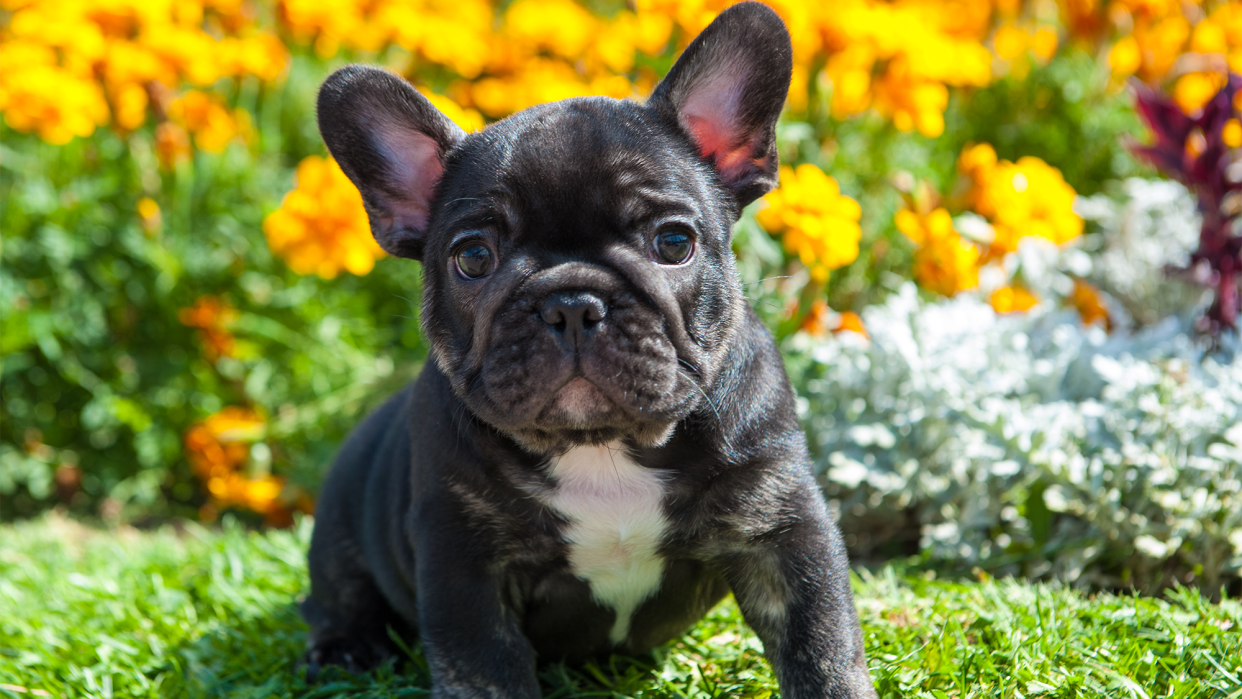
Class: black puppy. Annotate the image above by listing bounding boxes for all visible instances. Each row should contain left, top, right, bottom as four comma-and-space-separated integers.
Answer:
303, 3, 877, 697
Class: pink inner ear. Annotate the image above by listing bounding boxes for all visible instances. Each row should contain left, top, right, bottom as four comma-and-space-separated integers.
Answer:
684, 114, 765, 185
680, 72, 767, 186
378, 123, 444, 231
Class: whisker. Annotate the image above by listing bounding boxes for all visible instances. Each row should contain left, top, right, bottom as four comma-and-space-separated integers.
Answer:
676, 365, 733, 456
742, 276, 792, 286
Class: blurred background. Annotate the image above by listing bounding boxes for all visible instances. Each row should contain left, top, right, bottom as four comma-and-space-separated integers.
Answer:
1, 0, 1239, 596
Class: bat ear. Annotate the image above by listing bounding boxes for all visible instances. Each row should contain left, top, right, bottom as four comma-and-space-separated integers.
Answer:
317, 65, 466, 260
648, 2, 792, 208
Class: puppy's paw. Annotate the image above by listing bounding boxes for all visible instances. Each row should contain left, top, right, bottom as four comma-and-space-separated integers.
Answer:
302, 636, 393, 682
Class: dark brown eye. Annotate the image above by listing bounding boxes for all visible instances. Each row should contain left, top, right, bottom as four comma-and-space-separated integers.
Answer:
654, 229, 694, 265
455, 243, 495, 279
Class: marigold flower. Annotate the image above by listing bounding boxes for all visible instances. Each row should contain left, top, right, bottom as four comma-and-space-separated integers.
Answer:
994, 24, 1028, 60
1030, 26, 1059, 62
1224, 118, 1242, 148
896, 208, 981, 297
757, 164, 862, 284
155, 121, 192, 169
960, 144, 1082, 256
179, 295, 238, 360
1, 0, 287, 144
989, 284, 1038, 313
872, 64, 949, 137
1069, 278, 1111, 328
168, 90, 249, 152
0, 62, 110, 144
184, 406, 264, 481
264, 155, 386, 279
824, 45, 875, 118
835, 310, 868, 338
137, 197, 162, 235
418, 88, 485, 133
1174, 72, 1228, 114
1108, 35, 1143, 77
504, 0, 598, 59
110, 81, 149, 131
184, 406, 300, 524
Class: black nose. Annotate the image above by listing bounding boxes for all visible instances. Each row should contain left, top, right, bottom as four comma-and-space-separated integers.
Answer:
540, 291, 606, 349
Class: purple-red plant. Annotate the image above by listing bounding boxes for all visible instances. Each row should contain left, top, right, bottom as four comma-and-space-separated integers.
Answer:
1131, 74, 1242, 336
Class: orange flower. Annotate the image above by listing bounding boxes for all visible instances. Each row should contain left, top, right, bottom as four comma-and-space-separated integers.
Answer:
154, 121, 191, 169
263, 155, 386, 279
1069, 278, 1111, 329
895, 208, 981, 297
989, 285, 1038, 313
183, 406, 264, 481
834, 310, 868, 338
184, 406, 306, 525
179, 295, 238, 360
168, 90, 249, 153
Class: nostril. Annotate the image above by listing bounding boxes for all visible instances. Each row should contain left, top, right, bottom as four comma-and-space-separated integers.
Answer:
540, 292, 607, 348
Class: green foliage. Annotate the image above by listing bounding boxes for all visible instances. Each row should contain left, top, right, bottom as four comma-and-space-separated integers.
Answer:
0, 57, 427, 521
1, 516, 1239, 698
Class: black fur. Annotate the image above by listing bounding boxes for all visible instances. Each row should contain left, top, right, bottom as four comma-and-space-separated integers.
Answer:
304, 4, 877, 698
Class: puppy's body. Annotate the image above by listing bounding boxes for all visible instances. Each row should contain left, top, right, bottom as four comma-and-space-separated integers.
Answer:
304, 4, 877, 697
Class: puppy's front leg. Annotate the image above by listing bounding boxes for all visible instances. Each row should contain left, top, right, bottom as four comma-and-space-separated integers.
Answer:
717, 481, 878, 699
414, 506, 539, 699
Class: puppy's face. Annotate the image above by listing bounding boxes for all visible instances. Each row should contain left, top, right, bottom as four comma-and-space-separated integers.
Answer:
318, 5, 792, 452
418, 100, 743, 450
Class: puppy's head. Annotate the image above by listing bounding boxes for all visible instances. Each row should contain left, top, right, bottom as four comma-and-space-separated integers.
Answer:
318, 2, 791, 452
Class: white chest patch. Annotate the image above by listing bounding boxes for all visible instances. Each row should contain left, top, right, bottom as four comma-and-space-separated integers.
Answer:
545, 443, 669, 645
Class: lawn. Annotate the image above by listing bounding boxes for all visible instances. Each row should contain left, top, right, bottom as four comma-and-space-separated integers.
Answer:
0, 515, 1239, 699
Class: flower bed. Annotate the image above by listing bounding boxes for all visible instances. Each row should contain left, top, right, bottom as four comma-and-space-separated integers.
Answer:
793, 181, 1241, 592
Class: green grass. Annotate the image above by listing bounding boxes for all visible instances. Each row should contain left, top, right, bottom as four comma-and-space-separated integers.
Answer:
0, 515, 1238, 699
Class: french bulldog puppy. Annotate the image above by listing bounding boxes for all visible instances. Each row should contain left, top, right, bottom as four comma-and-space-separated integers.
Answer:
302, 3, 877, 697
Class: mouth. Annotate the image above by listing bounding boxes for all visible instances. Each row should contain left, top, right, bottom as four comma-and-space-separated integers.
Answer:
537, 376, 620, 428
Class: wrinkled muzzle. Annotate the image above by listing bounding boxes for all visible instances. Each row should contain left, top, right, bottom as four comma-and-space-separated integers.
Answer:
456, 260, 704, 450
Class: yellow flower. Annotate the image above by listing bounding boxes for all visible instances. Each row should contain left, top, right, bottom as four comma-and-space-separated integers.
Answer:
1130, 14, 1192, 82
1030, 26, 1058, 62
0, 0, 287, 145
504, 0, 599, 60
1173, 72, 1227, 114
872, 62, 949, 137
111, 82, 149, 131
824, 45, 875, 118
757, 164, 862, 284
1224, 119, 1242, 149
264, 155, 386, 279
136, 196, 162, 235
895, 208, 981, 297
957, 142, 999, 180
1191, 3, 1242, 74
960, 144, 1082, 256
168, 90, 249, 153
989, 285, 1038, 313
1108, 35, 1142, 78
994, 24, 1028, 60
418, 87, 486, 133
0, 62, 110, 144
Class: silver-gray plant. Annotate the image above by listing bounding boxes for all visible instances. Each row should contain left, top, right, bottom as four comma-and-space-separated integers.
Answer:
792, 178, 1241, 593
